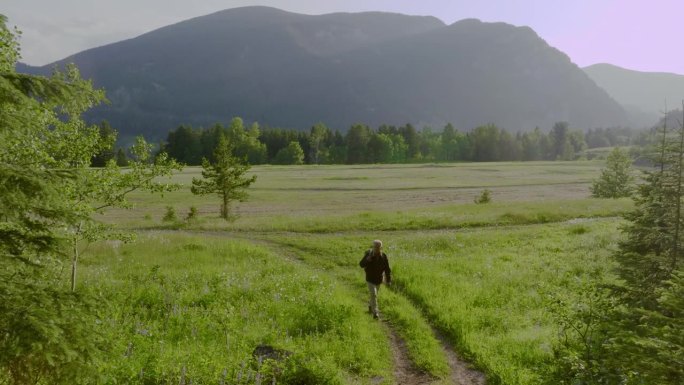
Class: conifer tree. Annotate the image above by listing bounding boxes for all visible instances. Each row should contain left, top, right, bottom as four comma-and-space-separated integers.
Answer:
191, 135, 256, 220
609, 107, 684, 384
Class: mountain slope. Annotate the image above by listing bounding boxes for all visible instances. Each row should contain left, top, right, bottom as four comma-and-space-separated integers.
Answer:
19, 6, 628, 140
584, 63, 684, 126
322, 19, 627, 130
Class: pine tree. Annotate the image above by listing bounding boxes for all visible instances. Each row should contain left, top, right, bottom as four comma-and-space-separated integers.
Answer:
590, 147, 634, 198
618, 110, 684, 303
191, 135, 256, 220
90, 121, 116, 167
609, 107, 684, 384
115, 147, 129, 166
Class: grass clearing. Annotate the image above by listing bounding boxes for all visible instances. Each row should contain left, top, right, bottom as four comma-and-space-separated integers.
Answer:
81, 234, 394, 384
77, 160, 631, 384
257, 218, 622, 385
103, 161, 612, 227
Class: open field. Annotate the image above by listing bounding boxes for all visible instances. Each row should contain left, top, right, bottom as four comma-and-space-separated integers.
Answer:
103, 161, 630, 228
81, 161, 632, 384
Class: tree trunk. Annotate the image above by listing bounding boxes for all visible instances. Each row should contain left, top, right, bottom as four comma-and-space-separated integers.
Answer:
221, 191, 229, 220
71, 235, 79, 292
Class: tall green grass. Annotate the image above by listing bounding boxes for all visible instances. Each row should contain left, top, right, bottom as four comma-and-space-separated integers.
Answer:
253, 240, 451, 379
80, 161, 631, 384
81, 234, 393, 384
260, 219, 623, 385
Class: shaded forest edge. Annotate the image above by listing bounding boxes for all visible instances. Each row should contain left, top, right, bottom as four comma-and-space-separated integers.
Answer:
98, 118, 649, 167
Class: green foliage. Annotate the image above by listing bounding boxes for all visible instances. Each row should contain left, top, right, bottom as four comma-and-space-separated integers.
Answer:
550, 122, 574, 160
345, 124, 371, 164
603, 110, 684, 384
227, 118, 268, 165
1, 18, 183, 383
544, 276, 621, 384
469, 124, 502, 161
590, 147, 634, 198
186, 206, 198, 222
274, 141, 305, 165
191, 135, 256, 220
160, 117, 644, 166
475, 189, 492, 204
162, 206, 177, 222
0, 264, 103, 385
555, 110, 684, 384
62, 135, 182, 291
164, 119, 269, 166
617, 113, 684, 306
90, 121, 116, 167
308, 122, 329, 164
115, 148, 129, 166
1, 18, 105, 384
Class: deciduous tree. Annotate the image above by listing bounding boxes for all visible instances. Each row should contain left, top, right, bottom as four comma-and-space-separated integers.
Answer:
590, 147, 634, 198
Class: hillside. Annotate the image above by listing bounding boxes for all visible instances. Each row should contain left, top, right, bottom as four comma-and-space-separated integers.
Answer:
19, 6, 628, 141
584, 63, 684, 127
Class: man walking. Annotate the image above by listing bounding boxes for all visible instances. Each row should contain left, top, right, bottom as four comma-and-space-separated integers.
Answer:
359, 240, 391, 319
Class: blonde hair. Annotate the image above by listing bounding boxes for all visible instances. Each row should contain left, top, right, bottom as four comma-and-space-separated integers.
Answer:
372, 240, 382, 248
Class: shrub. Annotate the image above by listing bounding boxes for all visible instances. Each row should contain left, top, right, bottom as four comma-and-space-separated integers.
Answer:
162, 206, 177, 222
475, 189, 492, 204
590, 147, 634, 198
186, 206, 198, 222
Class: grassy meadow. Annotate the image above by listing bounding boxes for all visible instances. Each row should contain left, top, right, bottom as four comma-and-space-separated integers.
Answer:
81, 161, 633, 384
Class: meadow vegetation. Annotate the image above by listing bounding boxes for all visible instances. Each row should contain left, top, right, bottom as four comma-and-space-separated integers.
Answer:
70, 160, 635, 384
80, 235, 393, 384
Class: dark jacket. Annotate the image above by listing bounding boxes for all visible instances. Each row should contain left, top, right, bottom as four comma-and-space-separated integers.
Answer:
359, 250, 391, 285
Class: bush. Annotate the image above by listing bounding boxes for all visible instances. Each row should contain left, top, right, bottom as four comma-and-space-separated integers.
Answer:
186, 206, 198, 222
0, 266, 104, 384
475, 189, 492, 204
591, 147, 634, 198
162, 206, 177, 222
274, 142, 305, 165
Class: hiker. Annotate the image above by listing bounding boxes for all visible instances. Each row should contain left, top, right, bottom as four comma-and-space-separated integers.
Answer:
359, 240, 391, 319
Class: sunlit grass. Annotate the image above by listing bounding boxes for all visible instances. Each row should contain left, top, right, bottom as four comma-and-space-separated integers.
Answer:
81, 234, 393, 384
258, 219, 622, 385
84, 160, 631, 384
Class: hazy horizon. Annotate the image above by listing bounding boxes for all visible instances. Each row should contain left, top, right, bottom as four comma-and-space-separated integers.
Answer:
4, 0, 684, 74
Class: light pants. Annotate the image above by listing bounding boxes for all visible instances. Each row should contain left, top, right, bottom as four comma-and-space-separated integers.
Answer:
367, 281, 381, 314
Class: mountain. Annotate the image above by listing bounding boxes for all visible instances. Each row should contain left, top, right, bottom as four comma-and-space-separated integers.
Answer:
19, 6, 628, 141
584, 63, 684, 127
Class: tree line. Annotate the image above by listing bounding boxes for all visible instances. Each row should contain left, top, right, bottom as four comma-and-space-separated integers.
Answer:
154, 118, 646, 166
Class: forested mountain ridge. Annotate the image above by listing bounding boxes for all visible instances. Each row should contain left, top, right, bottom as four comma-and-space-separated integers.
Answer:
18, 6, 628, 141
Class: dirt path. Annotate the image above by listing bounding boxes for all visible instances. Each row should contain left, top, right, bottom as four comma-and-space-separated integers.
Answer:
434, 329, 486, 385
385, 324, 436, 385
242, 236, 443, 384
152, 229, 486, 385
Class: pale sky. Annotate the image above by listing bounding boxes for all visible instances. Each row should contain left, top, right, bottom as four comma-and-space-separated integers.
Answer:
3, 0, 683, 74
